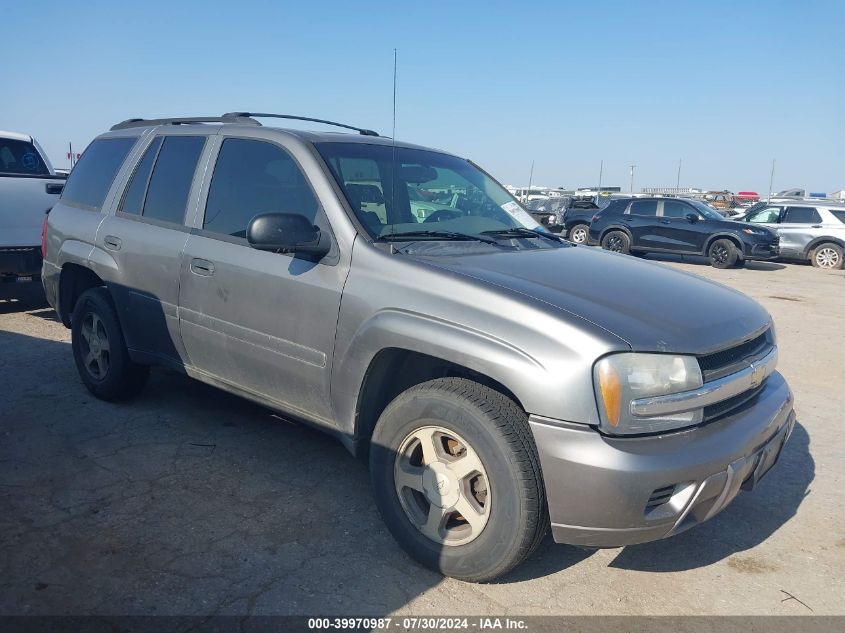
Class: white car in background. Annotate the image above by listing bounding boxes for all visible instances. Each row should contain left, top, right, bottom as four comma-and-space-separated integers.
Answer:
1, 130, 66, 282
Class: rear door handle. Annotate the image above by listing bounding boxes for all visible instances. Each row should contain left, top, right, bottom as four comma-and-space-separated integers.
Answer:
103, 235, 122, 251
190, 258, 215, 276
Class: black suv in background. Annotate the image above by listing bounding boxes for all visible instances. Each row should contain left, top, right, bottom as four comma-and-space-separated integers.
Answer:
588, 197, 779, 268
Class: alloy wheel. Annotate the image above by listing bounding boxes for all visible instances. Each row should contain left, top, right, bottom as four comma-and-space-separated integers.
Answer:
79, 312, 110, 380
571, 226, 588, 244
815, 247, 840, 269
712, 244, 730, 264
394, 425, 491, 546
605, 235, 624, 252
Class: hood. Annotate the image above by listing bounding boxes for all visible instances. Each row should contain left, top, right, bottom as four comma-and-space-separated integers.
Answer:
416, 246, 771, 355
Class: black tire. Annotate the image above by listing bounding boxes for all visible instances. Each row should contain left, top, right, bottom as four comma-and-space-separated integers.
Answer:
708, 238, 739, 269
369, 378, 547, 582
71, 287, 149, 401
733, 258, 747, 268
600, 230, 631, 254
567, 223, 589, 244
810, 242, 844, 270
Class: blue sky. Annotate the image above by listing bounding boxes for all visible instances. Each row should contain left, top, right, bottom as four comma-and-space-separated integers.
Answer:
2, 0, 842, 193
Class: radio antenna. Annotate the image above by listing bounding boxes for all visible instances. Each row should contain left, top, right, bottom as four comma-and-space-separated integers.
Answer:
392, 48, 398, 140
389, 48, 398, 246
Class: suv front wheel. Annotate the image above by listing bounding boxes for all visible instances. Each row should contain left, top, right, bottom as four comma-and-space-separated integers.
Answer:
71, 288, 149, 401
369, 378, 547, 582
708, 239, 739, 269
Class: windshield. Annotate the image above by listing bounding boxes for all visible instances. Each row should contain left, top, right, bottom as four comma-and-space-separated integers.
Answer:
316, 143, 543, 242
688, 199, 725, 220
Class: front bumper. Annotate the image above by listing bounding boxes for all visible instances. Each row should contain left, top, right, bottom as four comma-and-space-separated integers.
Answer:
530, 371, 795, 547
742, 239, 779, 261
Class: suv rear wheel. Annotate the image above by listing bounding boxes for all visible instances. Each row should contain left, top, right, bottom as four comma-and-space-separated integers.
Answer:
71, 288, 149, 401
568, 223, 589, 244
600, 230, 631, 254
810, 242, 843, 270
369, 378, 547, 582
708, 239, 739, 269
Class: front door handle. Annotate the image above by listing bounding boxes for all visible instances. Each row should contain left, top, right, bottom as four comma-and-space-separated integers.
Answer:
190, 258, 215, 276
659, 220, 671, 224
103, 235, 122, 251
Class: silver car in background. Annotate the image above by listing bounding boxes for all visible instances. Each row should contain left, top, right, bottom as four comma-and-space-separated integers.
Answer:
740, 201, 845, 269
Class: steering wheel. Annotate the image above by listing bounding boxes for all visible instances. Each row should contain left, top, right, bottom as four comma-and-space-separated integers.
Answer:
424, 210, 461, 223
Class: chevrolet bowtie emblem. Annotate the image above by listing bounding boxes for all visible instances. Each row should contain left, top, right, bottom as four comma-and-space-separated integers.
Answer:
749, 362, 762, 388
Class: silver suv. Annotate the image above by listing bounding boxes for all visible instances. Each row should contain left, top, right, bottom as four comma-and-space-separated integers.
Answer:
740, 201, 845, 269
42, 113, 796, 582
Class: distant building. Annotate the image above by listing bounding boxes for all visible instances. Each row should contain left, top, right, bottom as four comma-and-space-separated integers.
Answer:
829, 190, 845, 200
640, 187, 704, 195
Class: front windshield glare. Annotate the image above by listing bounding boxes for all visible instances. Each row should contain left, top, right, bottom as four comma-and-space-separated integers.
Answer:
316, 142, 542, 239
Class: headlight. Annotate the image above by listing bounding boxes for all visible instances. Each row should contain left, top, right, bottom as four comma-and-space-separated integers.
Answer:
594, 353, 703, 435
741, 228, 766, 235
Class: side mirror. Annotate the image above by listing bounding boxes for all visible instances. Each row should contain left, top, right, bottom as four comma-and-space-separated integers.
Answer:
686, 213, 700, 223
247, 213, 330, 258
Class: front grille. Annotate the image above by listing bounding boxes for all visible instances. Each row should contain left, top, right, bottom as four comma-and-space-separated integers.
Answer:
698, 330, 773, 381
645, 485, 675, 510
703, 383, 765, 422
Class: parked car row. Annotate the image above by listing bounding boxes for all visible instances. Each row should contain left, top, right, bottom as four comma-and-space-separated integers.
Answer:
544, 194, 845, 270
42, 113, 796, 582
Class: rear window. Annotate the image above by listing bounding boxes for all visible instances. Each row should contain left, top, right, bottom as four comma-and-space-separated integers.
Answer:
782, 207, 821, 224
140, 136, 206, 225
61, 138, 136, 210
628, 200, 658, 216
830, 210, 845, 224
0, 137, 49, 175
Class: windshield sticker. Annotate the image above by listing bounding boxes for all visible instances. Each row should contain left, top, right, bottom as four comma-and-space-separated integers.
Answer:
501, 201, 541, 228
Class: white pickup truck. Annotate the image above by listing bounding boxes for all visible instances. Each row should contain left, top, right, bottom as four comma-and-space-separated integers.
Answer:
1, 130, 67, 282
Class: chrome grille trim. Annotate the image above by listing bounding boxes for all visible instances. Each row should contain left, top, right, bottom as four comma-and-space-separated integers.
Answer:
630, 346, 778, 418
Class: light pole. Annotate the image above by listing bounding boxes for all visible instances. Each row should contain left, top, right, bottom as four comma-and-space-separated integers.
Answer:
676, 158, 682, 190
629, 164, 636, 194
768, 159, 776, 203
598, 159, 603, 201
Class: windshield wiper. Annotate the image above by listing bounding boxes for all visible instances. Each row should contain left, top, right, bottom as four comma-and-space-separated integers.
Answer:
378, 230, 503, 246
481, 227, 565, 243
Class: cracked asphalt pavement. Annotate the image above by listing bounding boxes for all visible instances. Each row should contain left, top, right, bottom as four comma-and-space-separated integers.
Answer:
1, 256, 843, 616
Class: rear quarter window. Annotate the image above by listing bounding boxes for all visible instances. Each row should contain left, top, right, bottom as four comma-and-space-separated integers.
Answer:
829, 210, 845, 224
60, 137, 137, 210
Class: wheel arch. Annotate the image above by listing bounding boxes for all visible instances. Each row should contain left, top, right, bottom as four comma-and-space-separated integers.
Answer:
802, 236, 845, 260
703, 233, 744, 255
599, 224, 633, 244
58, 264, 107, 327
352, 348, 525, 456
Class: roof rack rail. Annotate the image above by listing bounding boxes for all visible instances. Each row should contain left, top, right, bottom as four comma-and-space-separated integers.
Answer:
110, 115, 260, 131
223, 112, 379, 137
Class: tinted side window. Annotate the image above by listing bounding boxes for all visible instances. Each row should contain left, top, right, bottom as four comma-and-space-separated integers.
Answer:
61, 138, 136, 209
119, 137, 163, 215
663, 200, 691, 218
830, 210, 845, 224
782, 207, 821, 224
141, 136, 206, 225
0, 138, 49, 175
629, 200, 658, 216
746, 206, 781, 223
204, 138, 318, 238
